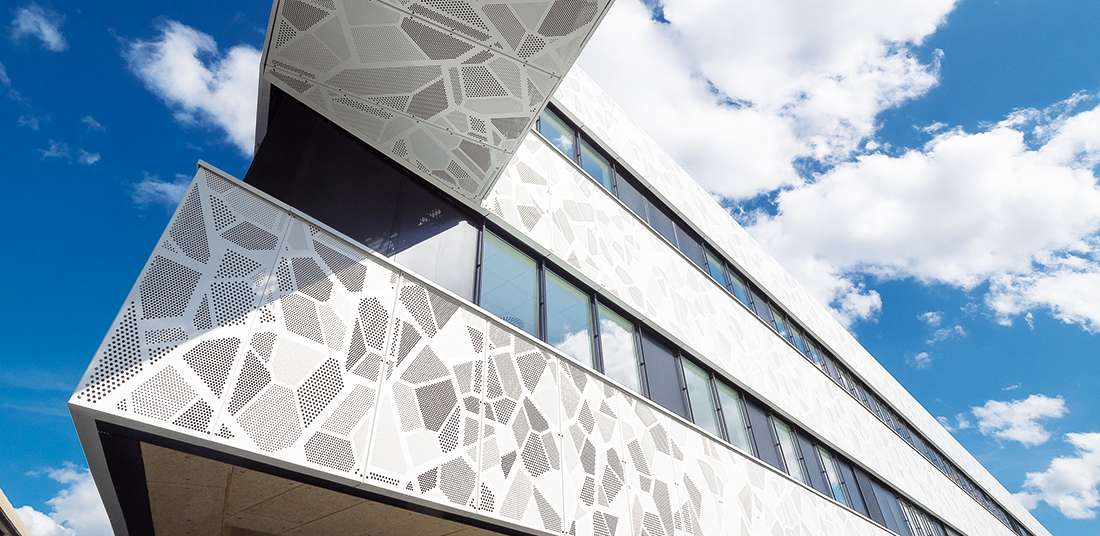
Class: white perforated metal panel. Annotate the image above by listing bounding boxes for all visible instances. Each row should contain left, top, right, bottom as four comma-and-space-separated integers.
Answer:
260, 0, 614, 203
73, 169, 289, 439
71, 166, 935, 536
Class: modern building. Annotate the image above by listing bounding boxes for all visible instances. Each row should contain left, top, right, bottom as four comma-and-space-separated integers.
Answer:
69, 1, 1052, 536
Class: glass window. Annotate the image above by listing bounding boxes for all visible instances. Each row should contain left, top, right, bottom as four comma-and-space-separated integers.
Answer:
745, 400, 782, 471
675, 224, 707, 269
749, 288, 773, 323
705, 249, 729, 289
615, 173, 649, 220
480, 232, 538, 336
804, 339, 824, 368
727, 270, 751, 307
716, 383, 752, 453
598, 305, 641, 394
545, 270, 593, 367
639, 333, 688, 418
682, 360, 719, 436
769, 304, 790, 339
580, 139, 613, 191
788, 325, 809, 354
646, 199, 678, 246
772, 417, 807, 484
818, 447, 851, 507
539, 109, 575, 157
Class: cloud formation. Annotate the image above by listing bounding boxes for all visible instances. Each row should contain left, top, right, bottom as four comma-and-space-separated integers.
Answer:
1016, 432, 1100, 519
750, 94, 1100, 326
78, 149, 100, 165
40, 140, 69, 159
132, 172, 190, 207
579, 1, 1100, 332
9, 4, 67, 52
578, 0, 955, 199
972, 394, 1068, 447
123, 21, 260, 156
82, 116, 104, 132
15, 464, 112, 536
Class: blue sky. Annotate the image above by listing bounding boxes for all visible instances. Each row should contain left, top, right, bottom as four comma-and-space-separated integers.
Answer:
0, 1, 1097, 535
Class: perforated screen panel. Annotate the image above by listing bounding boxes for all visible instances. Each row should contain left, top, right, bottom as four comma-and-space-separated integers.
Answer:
258, 0, 613, 203
72, 166, 929, 536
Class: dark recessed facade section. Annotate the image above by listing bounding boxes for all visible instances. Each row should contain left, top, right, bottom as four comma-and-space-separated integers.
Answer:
246, 88, 478, 300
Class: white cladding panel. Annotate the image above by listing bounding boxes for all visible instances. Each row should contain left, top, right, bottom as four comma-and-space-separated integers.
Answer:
544, 66, 1047, 536
73, 165, 904, 536
483, 131, 1021, 536
260, 0, 614, 203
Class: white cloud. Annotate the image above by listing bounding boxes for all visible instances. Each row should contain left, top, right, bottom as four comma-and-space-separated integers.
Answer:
9, 4, 67, 52
0, 60, 10, 86
1016, 432, 1100, 519
927, 324, 965, 344
749, 93, 1100, 326
918, 311, 942, 327
18, 114, 40, 130
78, 149, 100, 165
82, 116, 104, 132
909, 351, 932, 369
16, 464, 112, 536
132, 172, 189, 206
1003, 383, 1021, 391
579, 0, 956, 199
936, 413, 971, 432
123, 21, 260, 156
578, 0, 1100, 331
40, 140, 69, 159
973, 394, 1068, 447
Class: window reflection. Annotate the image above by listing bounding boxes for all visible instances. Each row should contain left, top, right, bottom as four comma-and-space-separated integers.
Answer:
716, 383, 752, 453
705, 250, 729, 289
546, 270, 593, 367
598, 305, 641, 394
580, 139, 613, 191
682, 360, 719, 436
818, 447, 851, 507
773, 417, 807, 484
539, 110, 575, 157
480, 232, 538, 336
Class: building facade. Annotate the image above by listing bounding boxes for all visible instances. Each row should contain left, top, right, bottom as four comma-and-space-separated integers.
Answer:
69, 1, 1052, 536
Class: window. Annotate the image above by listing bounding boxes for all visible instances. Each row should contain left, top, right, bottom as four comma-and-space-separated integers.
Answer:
727, 271, 751, 307
769, 304, 791, 340
716, 383, 752, 453
772, 417, 808, 484
705, 249, 729, 289
788, 325, 809, 354
818, 447, 851, 507
675, 224, 707, 269
545, 270, 594, 367
539, 109, 576, 158
615, 173, 649, 220
682, 360, 720, 436
580, 139, 613, 191
639, 333, 688, 418
645, 199, 678, 246
598, 304, 641, 394
480, 231, 538, 336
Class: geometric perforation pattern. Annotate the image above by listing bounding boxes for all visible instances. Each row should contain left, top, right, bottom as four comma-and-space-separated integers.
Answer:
71, 170, 994, 536
260, 0, 615, 202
